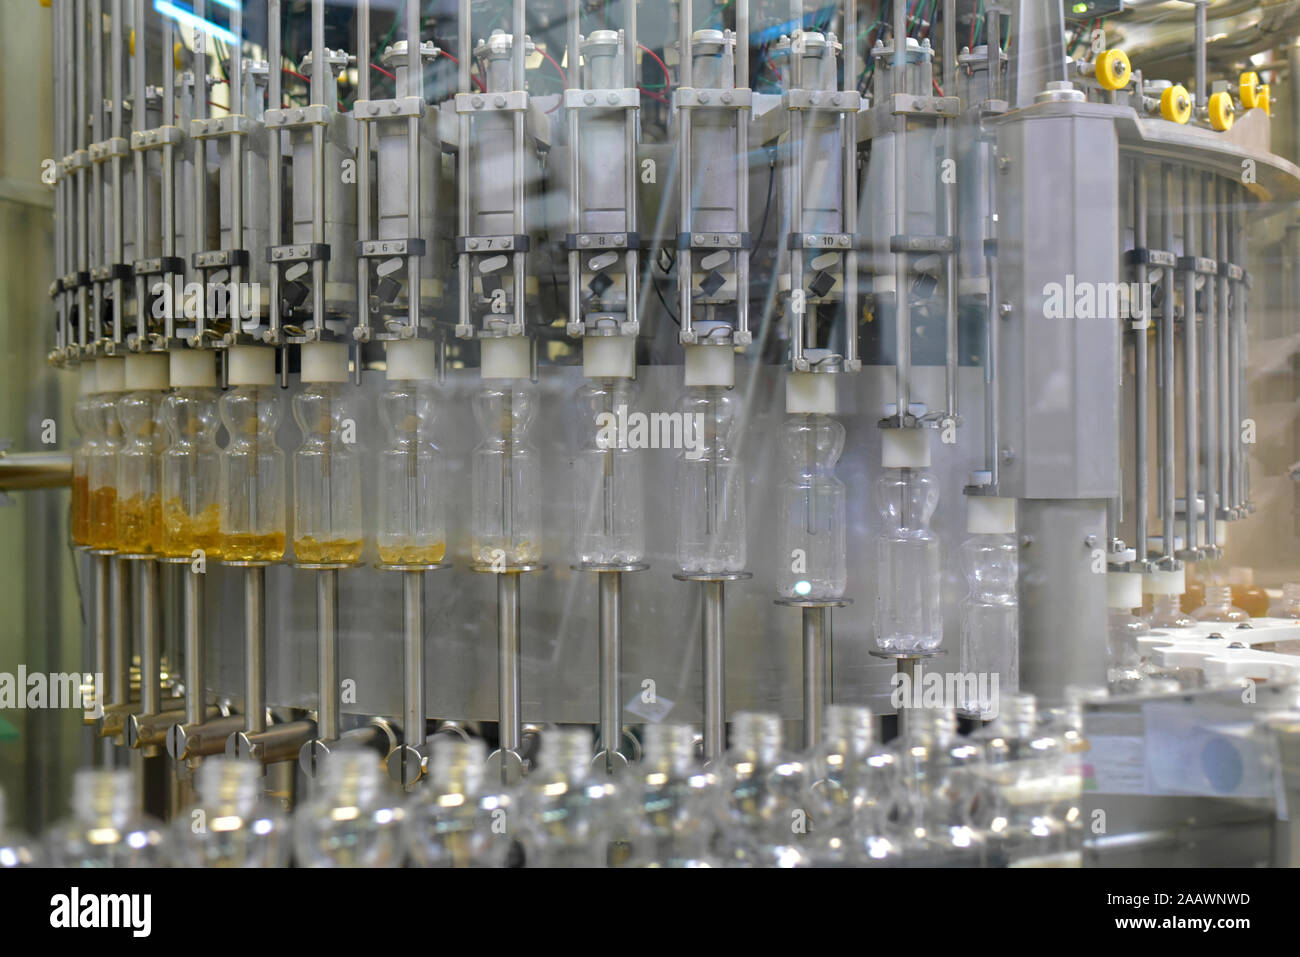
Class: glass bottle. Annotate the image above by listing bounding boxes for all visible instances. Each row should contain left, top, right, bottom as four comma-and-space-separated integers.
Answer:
219, 347, 286, 562
806, 705, 902, 867
519, 727, 619, 868
406, 736, 516, 868
71, 362, 96, 547
1268, 583, 1300, 619
160, 352, 223, 559
621, 723, 718, 868
0, 786, 39, 867
1194, 584, 1249, 623
714, 712, 809, 867
46, 769, 168, 867
293, 344, 363, 564
874, 465, 941, 652
957, 497, 1018, 716
1039, 685, 1104, 864
1146, 592, 1194, 629
974, 693, 1067, 867
776, 413, 846, 599
471, 340, 540, 567
896, 707, 986, 867
377, 342, 445, 565
677, 385, 745, 574
115, 355, 170, 555
293, 750, 404, 867
574, 375, 645, 565
1107, 573, 1150, 694
86, 357, 126, 551
173, 757, 290, 867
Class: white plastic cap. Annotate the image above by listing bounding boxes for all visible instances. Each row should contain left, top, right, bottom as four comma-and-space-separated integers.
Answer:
300, 341, 349, 383
1143, 566, 1186, 596
684, 343, 735, 388
1107, 571, 1144, 610
77, 361, 97, 395
226, 345, 276, 386
480, 337, 531, 379
386, 339, 438, 381
966, 496, 1015, 535
95, 357, 126, 393
124, 353, 169, 391
1216, 521, 1229, 546
583, 336, 635, 379
169, 349, 218, 389
881, 428, 930, 468
785, 371, 836, 415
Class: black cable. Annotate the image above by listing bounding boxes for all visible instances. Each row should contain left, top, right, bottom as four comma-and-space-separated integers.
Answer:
753, 153, 777, 255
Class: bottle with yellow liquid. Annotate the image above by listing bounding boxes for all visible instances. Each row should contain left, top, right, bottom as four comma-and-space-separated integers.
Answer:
377, 340, 445, 566
161, 350, 223, 559
86, 357, 127, 551
293, 343, 362, 565
115, 354, 169, 555
471, 338, 539, 567
71, 361, 97, 547
219, 346, 286, 563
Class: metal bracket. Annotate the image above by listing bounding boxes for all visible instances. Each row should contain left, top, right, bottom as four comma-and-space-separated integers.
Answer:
674, 87, 753, 109
564, 88, 641, 110
888, 93, 960, 117
784, 89, 861, 112
130, 125, 184, 151
190, 113, 255, 139
353, 96, 428, 120
788, 232, 854, 250
454, 91, 530, 114
456, 235, 530, 253
268, 243, 332, 264
87, 138, 130, 163
357, 238, 427, 258
193, 249, 251, 270
678, 231, 750, 250
890, 234, 955, 254
1176, 255, 1219, 275
264, 105, 333, 128
566, 231, 638, 251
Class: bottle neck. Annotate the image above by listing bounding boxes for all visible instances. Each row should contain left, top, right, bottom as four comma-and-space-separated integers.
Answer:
72, 770, 135, 826
1205, 584, 1233, 607
428, 738, 487, 794
908, 707, 956, 746
822, 705, 874, 757
196, 759, 263, 814
992, 693, 1038, 739
730, 712, 783, 765
1152, 594, 1182, 615
642, 724, 699, 775
539, 730, 593, 782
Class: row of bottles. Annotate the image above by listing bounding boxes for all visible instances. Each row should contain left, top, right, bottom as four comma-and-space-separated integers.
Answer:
10, 697, 1091, 868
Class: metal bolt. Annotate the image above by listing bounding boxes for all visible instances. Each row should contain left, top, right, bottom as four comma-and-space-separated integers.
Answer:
607, 92, 618, 104
614, 235, 625, 245
468, 238, 479, 249
999, 301, 1013, 319
584, 92, 596, 105
832, 93, 842, 106
472, 95, 484, 109
579, 236, 590, 247
494, 95, 507, 108
1084, 534, 1098, 549
838, 235, 850, 247
728, 235, 739, 246
693, 234, 704, 245
699, 91, 710, 104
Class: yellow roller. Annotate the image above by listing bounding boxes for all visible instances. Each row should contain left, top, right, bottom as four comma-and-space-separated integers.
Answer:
1208, 90, 1235, 131
1240, 71, 1261, 110
1096, 49, 1132, 91
174, 42, 186, 72
1160, 84, 1192, 124
1258, 83, 1272, 117
129, 30, 134, 57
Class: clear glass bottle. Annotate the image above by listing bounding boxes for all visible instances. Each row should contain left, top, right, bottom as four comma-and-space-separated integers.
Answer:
957, 500, 1018, 717
1107, 573, 1149, 694
1039, 685, 1104, 864
677, 385, 745, 574
520, 728, 619, 868
173, 758, 290, 867
219, 377, 286, 563
71, 362, 96, 547
46, 769, 168, 867
161, 382, 223, 559
406, 736, 516, 868
86, 358, 126, 551
574, 376, 645, 566
874, 466, 942, 652
471, 375, 540, 567
715, 712, 809, 867
896, 707, 986, 867
293, 750, 404, 867
1194, 584, 1249, 623
806, 705, 902, 867
621, 723, 718, 868
0, 786, 39, 867
1146, 592, 1194, 629
776, 414, 846, 599
974, 692, 1067, 867
115, 356, 169, 554
377, 370, 445, 566
1268, 583, 1300, 619
293, 381, 363, 564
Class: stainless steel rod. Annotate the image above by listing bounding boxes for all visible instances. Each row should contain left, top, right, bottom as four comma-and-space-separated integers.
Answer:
318, 568, 340, 743
183, 566, 205, 727
497, 573, 521, 756
598, 571, 622, 766
701, 580, 725, 761
802, 606, 826, 750
403, 570, 425, 754
244, 565, 266, 734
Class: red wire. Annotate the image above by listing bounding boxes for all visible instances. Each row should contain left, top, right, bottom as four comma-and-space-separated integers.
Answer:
638, 43, 672, 94
539, 48, 567, 113
370, 62, 396, 81
932, 76, 943, 96
282, 67, 310, 84
640, 87, 670, 105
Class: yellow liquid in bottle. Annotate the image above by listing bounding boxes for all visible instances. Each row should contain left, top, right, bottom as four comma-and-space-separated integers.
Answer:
71, 474, 90, 546
377, 540, 447, 565
88, 486, 118, 550
472, 540, 537, 566
117, 493, 163, 554
294, 536, 364, 564
161, 500, 223, 559
221, 531, 287, 563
